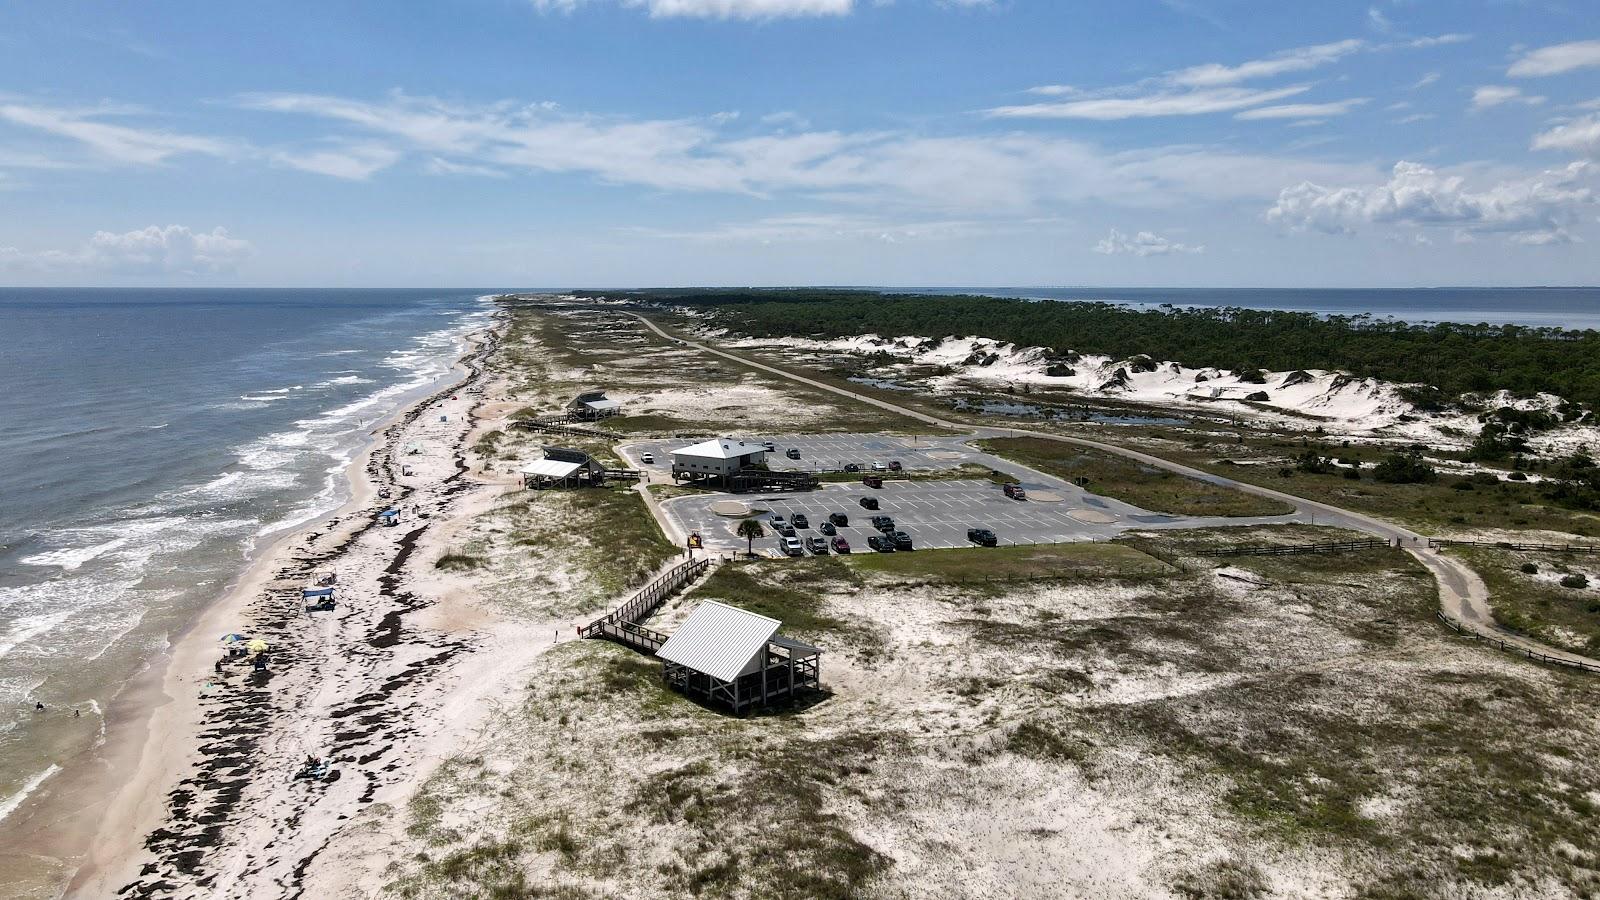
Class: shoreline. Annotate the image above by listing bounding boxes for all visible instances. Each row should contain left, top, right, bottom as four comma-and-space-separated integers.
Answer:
0, 311, 507, 899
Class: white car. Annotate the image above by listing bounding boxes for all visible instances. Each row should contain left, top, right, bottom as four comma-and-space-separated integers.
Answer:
781, 536, 805, 557
640, 452, 655, 464
871, 462, 888, 472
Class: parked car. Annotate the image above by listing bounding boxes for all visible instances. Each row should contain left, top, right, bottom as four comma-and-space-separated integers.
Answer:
819, 522, 836, 536
781, 536, 804, 557
967, 527, 998, 547
763, 441, 776, 451
888, 460, 903, 472
828, 512, 849, 527
870, 515, 895, 532
871, 461, 888, 472
863, 475, 884, 489
770, 514, 786, 526
859, 496, 880, 510
776, 523, 796, 537
640, 452, 655, 464
831, 537, 852, 554
792, 513, 810, 529
1003, 483, 1028, 501
807, 537, 829, 555
843, 463, 862, 473
786, 448, 802, 460
892, 531, 914, 551
867, 535, 896, 552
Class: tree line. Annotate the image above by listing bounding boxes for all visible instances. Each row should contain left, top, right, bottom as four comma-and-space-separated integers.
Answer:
582, 289, 1600, 410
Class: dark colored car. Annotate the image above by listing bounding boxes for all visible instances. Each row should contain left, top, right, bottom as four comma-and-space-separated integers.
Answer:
859, 496, 880, 510
863, 475, 884, 489
832, 537, 852, 554
888, 460, 903, 472
792, 513, 810, 529
806, 536, 829, 555
776, 523, 796, 537
867, 535, 896, 552
828, 512, 849, 526
786, 448, 802, 459
871, 516, 896, 533
820, 521, 836, 536
843, 463, 862, 473
1002, 482, 1028, 501
967, 527, 998, 547
892, 531, 914, 550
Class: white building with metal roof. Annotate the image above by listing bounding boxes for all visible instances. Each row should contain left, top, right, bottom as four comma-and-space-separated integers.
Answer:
670, 438, 766, 480
657, 600, 820, 713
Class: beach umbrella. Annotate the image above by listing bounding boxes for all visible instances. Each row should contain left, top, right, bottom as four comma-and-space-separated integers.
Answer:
247, 639, 269, 653
221, 633, 249, 643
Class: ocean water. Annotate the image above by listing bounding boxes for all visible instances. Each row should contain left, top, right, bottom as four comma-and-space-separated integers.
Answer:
892, 286, 1600, 330
0, 288, 496, 821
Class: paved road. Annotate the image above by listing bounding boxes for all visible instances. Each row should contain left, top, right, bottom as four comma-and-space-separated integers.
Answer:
631, 312, 1600, 672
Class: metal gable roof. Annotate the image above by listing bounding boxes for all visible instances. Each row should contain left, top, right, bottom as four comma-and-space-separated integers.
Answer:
672, 438, 763, 460
657, 600, 781, 683
520, 459, 584, 479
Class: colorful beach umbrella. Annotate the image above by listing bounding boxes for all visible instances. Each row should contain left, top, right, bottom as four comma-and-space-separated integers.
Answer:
221, 633, 249, 643
247, 639, 269, 653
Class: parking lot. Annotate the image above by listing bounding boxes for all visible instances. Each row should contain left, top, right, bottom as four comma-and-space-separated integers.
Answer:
619, 432, 976, 474
661, 478, 1171, 555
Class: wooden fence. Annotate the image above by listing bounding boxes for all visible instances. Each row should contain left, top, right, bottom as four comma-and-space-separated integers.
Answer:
579, 557, 710, 653
1435, 611, 1600, 674
1211, 538, 1394, 558
1429, 539, 1600, 554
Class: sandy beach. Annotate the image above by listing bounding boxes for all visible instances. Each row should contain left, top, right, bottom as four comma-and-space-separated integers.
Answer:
0, 312, 549, 899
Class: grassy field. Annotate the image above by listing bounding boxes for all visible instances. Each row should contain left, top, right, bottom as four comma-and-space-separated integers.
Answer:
978, 436, 1295, 517
1454, 546, 1600, 655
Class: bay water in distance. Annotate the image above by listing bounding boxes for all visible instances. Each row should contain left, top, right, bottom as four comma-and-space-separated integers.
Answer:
0, 288, 495, 824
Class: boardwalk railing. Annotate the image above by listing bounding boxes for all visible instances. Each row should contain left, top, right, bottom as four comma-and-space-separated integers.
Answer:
579, 557, 710, 652
602, 468, 643, 481
513, 419, 613, 439
1436, 611, 1600, 674
1429, 539, 1600, 554
1211, 538, 1394, 558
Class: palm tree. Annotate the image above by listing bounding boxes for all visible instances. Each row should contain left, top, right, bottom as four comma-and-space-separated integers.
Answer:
736, 519, 765, 558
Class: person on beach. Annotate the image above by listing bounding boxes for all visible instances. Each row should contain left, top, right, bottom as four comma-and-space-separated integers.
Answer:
35, 701, 45, 712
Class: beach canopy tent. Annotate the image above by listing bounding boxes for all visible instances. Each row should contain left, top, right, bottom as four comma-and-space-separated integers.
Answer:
378, 508, 401, 525
657, 600, 821, 713
302, 587, 335, 599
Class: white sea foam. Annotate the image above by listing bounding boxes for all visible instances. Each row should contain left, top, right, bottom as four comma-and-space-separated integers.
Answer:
19, 538, 127, 571
0, 610, 74, 661
0, 763, 59, 825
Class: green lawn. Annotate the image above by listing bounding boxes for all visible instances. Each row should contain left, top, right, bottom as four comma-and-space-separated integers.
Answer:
979, 436, 1295, 517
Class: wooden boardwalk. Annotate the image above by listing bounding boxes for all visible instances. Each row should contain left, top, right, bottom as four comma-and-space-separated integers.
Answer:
579, 557, 710, 654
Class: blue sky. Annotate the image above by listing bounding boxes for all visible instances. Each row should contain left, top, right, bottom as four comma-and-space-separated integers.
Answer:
1, 0, 1597, 287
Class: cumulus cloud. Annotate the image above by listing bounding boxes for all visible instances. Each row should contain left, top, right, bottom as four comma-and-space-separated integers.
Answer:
1265, 160, 1594, 245
0, 225, 254, 274
1508, 40, 1600, 78
1534, 114, 1600, 160
1093, 228, 1203, 256
532, 0, 853, 18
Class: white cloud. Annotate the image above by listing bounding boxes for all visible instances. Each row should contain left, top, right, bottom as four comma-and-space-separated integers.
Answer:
1534, 114, 1600, 160
1265, 160, 1595, 245
1471, 85, 1544, 110
988, 85, 1311, 120
1410, 71, 1440, 90
1236, 98, 1368, 120
0, 225, 254, 274
238, 91, 1375, 216
533, 0, 853, 18
0, 102, 229, 165
1169, 39, 1365, 87
1508, 40, 1600, 78
271, 143, 400, 179
1093, 228, 1203, 256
